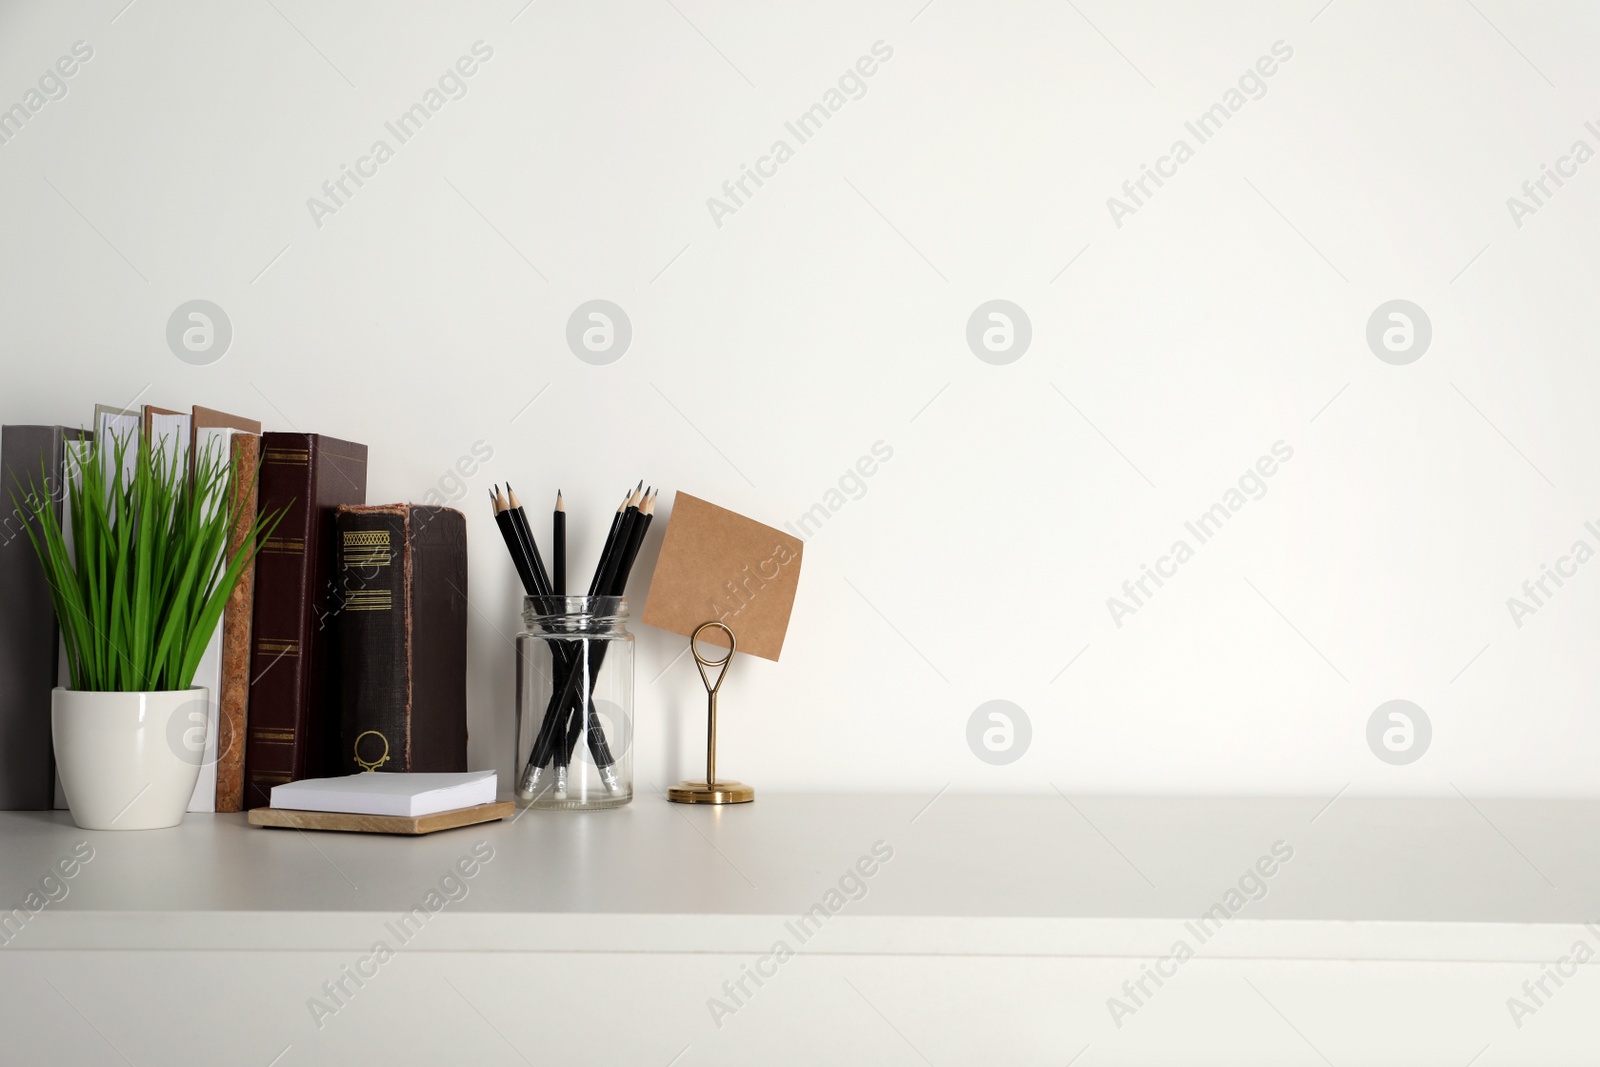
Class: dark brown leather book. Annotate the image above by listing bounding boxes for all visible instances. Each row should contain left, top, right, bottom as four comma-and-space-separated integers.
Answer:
335, 505, 467, 775
243, 434, 368, 808
215, 432, 261, 813
0, 426, 83, 810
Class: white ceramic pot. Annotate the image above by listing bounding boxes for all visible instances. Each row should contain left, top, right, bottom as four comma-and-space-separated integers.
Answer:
51, 687, 208, 830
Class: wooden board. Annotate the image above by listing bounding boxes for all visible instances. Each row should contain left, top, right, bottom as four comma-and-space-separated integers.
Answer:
248, 801, 515, 835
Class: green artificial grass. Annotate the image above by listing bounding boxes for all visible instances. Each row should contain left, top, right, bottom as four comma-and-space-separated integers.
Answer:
14, 432, 280, 693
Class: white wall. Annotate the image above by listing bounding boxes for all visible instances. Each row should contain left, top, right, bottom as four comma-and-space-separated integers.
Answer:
2, 0, 1596, 796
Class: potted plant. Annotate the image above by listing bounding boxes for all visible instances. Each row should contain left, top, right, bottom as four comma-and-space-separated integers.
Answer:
15, 433, 277, 830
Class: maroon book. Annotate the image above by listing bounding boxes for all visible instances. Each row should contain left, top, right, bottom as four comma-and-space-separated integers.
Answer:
242, 434, 367, 808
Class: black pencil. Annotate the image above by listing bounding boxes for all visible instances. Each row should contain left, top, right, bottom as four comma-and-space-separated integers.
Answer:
506, 484, 552, 596
567, 494, 655, 773
594, 485, 643, 599
560, 486, 654, 771
553, 482, 644, 794
560, 485, 640, 763
612, 488, 655, 593
491, 486, 538, 596
588, 485, 637, 596
552, 490, 566, 597
500, 483, 584, 794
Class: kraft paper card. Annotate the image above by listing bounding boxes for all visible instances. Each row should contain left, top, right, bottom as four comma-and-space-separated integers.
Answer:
641, 492, 803, 662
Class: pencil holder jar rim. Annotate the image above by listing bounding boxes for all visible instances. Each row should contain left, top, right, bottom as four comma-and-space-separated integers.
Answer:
522, 595, 628, 632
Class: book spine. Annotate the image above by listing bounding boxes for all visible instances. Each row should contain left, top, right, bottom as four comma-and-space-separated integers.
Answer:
51, 430, 90, 810
337, 506, 412, 773
408, 506, 468, 772
309, 442, 369, 778
244, 434, 318, 808
215, 434, 261, 813
243, 435, 369, 806
0, 426, 66, 809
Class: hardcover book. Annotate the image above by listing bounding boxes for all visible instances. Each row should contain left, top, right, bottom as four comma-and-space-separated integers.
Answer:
92, 403, 137, 486
51, 432, 95, 809
335, 505, 468, 775
186, 407, 261, 813
142, 404, 188, 457
215, 430, 263, 812
0, 426, 83, 810
242, 434, 368, 808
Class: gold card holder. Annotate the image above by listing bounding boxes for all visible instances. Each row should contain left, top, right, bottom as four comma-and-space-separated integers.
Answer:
667, 621, 754, 804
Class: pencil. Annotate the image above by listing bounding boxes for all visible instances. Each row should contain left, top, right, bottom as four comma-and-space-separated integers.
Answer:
555, 483, 642, 796
561, 485, 653, 772
552, 490, 566, 597
491, 486, 538, 596
576, 489, 655, 748
506, 484, 552, 596
587, 488, 633, 596
594, 485, 643, 598
562, 485, 640, 763
612, 488, 655, 593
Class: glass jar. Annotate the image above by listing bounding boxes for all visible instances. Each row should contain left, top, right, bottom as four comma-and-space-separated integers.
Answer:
514, 596, 634, 809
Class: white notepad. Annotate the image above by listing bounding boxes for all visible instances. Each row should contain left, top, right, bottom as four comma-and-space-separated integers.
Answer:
270, 771, 498, 817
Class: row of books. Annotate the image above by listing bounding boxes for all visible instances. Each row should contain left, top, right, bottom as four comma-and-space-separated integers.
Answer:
0, 402, 469, 812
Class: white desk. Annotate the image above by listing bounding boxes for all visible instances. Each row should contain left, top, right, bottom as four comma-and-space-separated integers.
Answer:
2, 795, 1596, 1065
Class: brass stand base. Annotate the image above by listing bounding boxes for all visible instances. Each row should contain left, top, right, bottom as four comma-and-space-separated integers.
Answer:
667, 780, 754, 805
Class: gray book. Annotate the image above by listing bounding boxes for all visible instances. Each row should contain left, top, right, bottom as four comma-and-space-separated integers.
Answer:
0, 426, 83, 809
